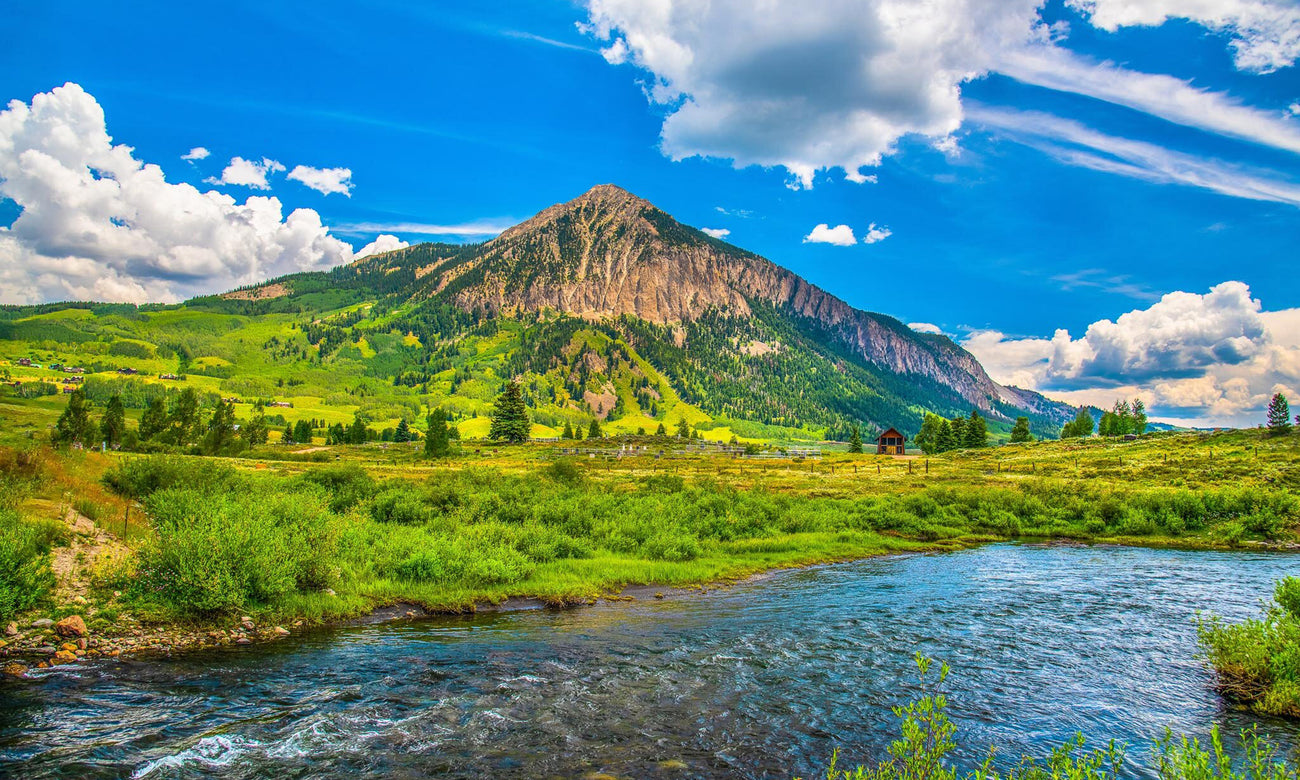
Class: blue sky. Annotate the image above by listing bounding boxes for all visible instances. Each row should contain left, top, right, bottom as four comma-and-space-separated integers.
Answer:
1, 0, 1298, 426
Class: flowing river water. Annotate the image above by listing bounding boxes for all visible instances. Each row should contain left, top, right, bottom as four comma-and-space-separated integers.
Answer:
2, 544, 1298, 779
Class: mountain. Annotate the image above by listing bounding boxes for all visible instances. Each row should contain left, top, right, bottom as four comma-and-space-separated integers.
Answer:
213, 184, 1074, 438
5, 184, 1076, 443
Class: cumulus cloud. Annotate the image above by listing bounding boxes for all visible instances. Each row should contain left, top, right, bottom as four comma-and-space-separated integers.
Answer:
354, 234, 409, 259
1065, 0, 1300, 73
863, 223, 892, 244
0, 83, 354, 304
207, 156, 285, 189
181, 146, 209, 161
962, 281, 1300, 426
581, 0, 1300, 188
909, 322, 944, 334
803, 224, 857, 246
700, 227, 730, 238
287, 164, 354, 196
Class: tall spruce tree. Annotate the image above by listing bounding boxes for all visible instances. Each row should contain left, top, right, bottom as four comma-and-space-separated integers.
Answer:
489, 380, 530, 443
294, 419, 314, 445
1009, 416, 1033, 443
949, 415, 967, 446
588, 418, 603, 439
53, 388, 95, 447
1267, 393, 1292, 436
425, 407, 450, 457
203, 401, 236, 454
936, 419, 956, 452
655, 422, 667, 437
138, 397, 168, 442
1062, 406, 1094, 438
167, 388, 201, 446
394, 418, 412, 443
241, 403, 268, 446
676, 417, 692, 438
100, 395, 126, 448
282, 423, 295, 444
1132, 399, 1148, 436
562, 420, 575, 440
964, 410, 987, 448
848, 425, 863, 453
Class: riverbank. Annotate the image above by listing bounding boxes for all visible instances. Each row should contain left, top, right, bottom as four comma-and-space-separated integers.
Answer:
2, 429, 1297, 676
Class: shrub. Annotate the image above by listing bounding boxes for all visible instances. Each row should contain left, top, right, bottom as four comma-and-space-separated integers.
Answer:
134, 487, 338, 615
1198, 577, 1300, 717
301, 464, 376, 512
0, 509, 58, 621
104, 455, 237, 500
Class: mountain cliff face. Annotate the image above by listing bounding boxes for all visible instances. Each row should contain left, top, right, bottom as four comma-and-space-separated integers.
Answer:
358, 184, 1046, 418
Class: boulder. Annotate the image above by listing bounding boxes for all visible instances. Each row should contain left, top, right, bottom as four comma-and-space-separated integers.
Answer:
4, 621, 17, 636
55, 615, 87, 638
52, 650, 77, 665
31, 618, 53, 628
2, 662, 28, 678
271, 626, 290, 637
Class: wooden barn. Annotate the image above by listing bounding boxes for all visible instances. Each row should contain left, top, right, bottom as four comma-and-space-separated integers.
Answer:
876, 427, 906, 455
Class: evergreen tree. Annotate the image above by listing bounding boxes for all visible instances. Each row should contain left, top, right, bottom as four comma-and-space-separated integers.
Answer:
167, 388, 201, 446
203, 401, 236, 455
488, 380, 530, 443
848, 425, 863, 454
53, 388, 95, 447
100, 395, 126, 448
935, 419, 956, 452
281, 423, 295, 444
394, 418, 412, 443
1132, 399, 1148, 436
964, 410, 987, 448
138, 397, 168, 442
676, 417, 692, 438
241, 404, 268, 446
348, 412, 368, 445
425, 407, 450, 457
949, 415, 967, 447
562, 420, 575, 440
1267, 393, 1292, 436
588, 418, 603, 439
1061, 406, 1094, 439
655, 422, 667, 437
294, 419, 314, 445
1098, 411, 1117, 437
1009, 416, 1033, 443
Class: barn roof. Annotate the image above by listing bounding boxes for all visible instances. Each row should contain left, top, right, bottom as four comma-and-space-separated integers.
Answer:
876, 427, 905, 440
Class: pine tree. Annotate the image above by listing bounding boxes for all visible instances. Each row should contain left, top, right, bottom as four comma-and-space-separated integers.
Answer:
294, 419, 314, 445
1132, 399, 1148, 436
489, 380, 530, 443
1009, 416, 1032, 443
1062, 406, 1094, 439
348, 412, 368, 445
676, 417, 692, 438
964, 410, 987, 448
139, 397, 168, 442
1267, 393, 1292, 436
167, 388, 201, 446
100, 395, 126, 448
53, 388, 95, 447
394, 418, 412, 443
282, 423, 295, 444
562, 420, 575, 440
935, 419, 956, 452
425, 407, 450, 457
588, 418, 603, 439
203, 401, 236, 455
655, 422, 667, 437
949, 415, 967, 447
242, 404, 268, 446
848, 425, 863, 454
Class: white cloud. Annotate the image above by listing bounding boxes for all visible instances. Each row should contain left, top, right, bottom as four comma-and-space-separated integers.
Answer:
700, 227, 730, 238
581, 1, 1300, 188
0, 83, 353, 304
962, 281, 1300, 426
207, 156, 285, 190
970, 107, 1300, 206
354, 234, 409, 259
992, 46, 1300, 156
803, 223, 857, 246
181, 146, 209, 161
333, 219, 513, 237
287, 164, 354, 196
863, 223, 892, 244
1289, 102, 1300, 117
909, 322, 944, 334
1065, 0, 1300, 73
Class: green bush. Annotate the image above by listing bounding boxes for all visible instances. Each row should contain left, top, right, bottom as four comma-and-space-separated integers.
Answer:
0, 509, 58, 621
1198, 577, 1300, 717
134, 487, 338, 615
301, 464, 376, 512
104, 455, 237, 500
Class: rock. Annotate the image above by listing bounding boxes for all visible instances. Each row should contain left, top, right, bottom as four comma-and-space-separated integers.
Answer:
35, 645, 56, 655
323, 589, 336, 597
654, 592, 665, 599
239, 617, 255, 630
30, 618, 53, 628
235, 637, 251, 645
0, 639, 6, 649
52, 650, 77, 665
72, 595, 88, 605
55, 615, 88, 638
76, 639, 88, 650
60, 642, 77, 652
4, 622, 16, 636
2, 662, 28, 678
272, 626, 290, 637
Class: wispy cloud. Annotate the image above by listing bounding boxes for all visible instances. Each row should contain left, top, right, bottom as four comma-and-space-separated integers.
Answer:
969, 106, 1300, 207
995, 46, 1300, 156
333, 219, 515, 237
501, 29, 599, 54
1051, 269, 1160, 301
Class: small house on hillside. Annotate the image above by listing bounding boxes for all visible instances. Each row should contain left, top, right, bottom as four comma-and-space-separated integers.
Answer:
876, 427, 905, 455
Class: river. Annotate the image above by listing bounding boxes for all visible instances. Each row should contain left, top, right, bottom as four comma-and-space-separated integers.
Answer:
2, 544, 1297, 779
